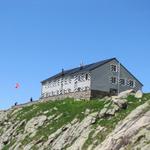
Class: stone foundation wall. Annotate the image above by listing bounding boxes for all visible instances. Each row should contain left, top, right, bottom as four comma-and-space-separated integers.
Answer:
41, 90, 111, 101
91, 90, 110, 99
11, 90, 111, 109
41, 90, 91, 101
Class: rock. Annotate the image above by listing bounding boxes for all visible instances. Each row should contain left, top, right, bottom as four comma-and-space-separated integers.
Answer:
104, 103, 110, 108
112, 98, 127, 109
135, 90, 143, 98
71, 118, 78, 125
23, 143, 34, 150
106, 109, 116, 116
94, 101, 150, 150
43, 112, 98, 150
2, 136, 9, 145
62, 124, 71, 131
139, 99, 142, 102
25, 115, 47, 134
11, 108, 22, 116
13, 143, 22, 150
0, 91, 149, 150
43, 110, 49, 114
103, 96, 111, 101
0, 110, 8, 123
53, 107, 58, 111
48, 114, 55, 120
98, 108, 108, 118
43, 127, 63, 147
113, 104, 120, 112
92, 126, 105, 138
74, 99, 81, 101
67, 126, 92, 150
54, 113, 63, 120
115, 89, 134, 99
85, 109, 90, 115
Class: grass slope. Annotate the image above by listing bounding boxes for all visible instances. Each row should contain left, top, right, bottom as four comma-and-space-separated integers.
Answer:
2, 93, 150, 150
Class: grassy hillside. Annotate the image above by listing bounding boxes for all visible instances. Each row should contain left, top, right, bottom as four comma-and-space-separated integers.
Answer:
1, 93, 150, 150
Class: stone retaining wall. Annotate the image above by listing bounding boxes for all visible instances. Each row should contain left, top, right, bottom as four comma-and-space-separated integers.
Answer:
41, 90, 91, 101
11, 90, 111, 109
91, 90, 110, 99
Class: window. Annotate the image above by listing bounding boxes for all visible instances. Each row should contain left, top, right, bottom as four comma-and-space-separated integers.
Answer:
57, 90, 59, 95
68, 89, 71, 93
64, 89, 67, 93
44, 93, 46, 97
110, 77, 117, 84
85, 74, 89, 80
51, 91, 54, 96
111, 64, 117, 72
57, 81, 59, 86
85, 86, 90, 91
77, 87, 81, 92
69, 78, 72, 83
74, 75, 78, 81
110, 88, 117, 95
46, 93, 49, 97
78, 76, 81, 81
81, 74, 85, 81
60, 90, 62, 95
74, 81, 77, 88
120, 79, 125, 86
127, 80, 135, 87
64, 78, 67, 85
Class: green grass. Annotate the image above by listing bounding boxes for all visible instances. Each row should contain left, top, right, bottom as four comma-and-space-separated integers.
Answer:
83, 94, 150, 148
2, 139, 16, 150
15, 98, 106, 121
12, 98, 107, 146
5, 94, 150, 149
32, 98, 107, 141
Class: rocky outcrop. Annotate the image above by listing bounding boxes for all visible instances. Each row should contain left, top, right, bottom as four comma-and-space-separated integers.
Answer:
24, 115, 47, 137
117, 89, 134, 99
135, 90, 143, 98
0, 91, 149, 150
42, 112, 98, 150
0, 110, 8, 124
94, 101, 150, 150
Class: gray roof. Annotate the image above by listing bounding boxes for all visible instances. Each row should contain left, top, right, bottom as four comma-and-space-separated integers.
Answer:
41, 58, 116, 83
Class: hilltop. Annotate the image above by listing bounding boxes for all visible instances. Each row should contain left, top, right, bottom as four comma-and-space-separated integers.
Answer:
0, 91, 150, 150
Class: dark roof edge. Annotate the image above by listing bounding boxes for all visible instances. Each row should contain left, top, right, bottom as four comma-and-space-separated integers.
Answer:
120, 63, 143, 86
89, 57, 117, 71
41, 58, 116, 83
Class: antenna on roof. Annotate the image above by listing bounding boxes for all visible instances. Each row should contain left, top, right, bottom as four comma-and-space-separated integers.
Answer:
80, 61, 84, 69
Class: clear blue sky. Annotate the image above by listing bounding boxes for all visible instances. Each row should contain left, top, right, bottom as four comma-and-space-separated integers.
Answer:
0, 0, 150, 109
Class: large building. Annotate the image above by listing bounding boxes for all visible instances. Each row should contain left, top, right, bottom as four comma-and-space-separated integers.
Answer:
41, 58, 143, 100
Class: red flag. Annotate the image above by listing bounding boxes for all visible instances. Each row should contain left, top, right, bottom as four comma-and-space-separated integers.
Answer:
15, 83, 20, 89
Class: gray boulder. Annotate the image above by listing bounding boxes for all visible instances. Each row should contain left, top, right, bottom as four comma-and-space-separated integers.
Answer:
25, 115, 47, 134
116, 89, 134, 99
112, 98, 127, 109
135, 90, 143, 98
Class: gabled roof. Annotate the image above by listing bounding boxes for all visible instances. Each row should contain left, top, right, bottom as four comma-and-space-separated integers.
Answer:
41, 58, 143, 86
41, 58, 116, 83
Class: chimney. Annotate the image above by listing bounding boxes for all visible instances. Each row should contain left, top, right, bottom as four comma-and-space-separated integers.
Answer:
62, 68, 64, 75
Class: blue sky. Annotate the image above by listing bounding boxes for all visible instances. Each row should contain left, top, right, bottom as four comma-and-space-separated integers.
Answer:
0, 0, 150, 109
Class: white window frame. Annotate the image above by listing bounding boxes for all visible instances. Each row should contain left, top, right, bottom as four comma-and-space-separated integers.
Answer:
110, 76, 117, 85
110, 64, 118, 72
127, 79, 135, 88
119, 78, 126, 86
